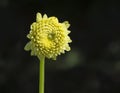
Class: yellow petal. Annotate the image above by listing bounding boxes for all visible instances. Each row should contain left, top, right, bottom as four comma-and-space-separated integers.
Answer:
43, 14, 48, 19
36, 12, 42, 22
63, 21, 70, 28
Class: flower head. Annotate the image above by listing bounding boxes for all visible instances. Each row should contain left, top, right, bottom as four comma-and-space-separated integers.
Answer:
24, 12, 72, 60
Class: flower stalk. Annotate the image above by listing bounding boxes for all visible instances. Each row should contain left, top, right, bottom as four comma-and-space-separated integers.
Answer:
39, 56, 45, 93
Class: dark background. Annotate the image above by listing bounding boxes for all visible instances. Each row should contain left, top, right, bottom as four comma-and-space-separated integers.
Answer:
0, 0, 120, 93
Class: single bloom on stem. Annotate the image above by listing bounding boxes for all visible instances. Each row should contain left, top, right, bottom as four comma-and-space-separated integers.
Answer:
24, 12, 72, 60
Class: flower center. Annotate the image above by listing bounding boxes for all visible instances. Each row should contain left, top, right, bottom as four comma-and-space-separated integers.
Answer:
47, 33, 55, 40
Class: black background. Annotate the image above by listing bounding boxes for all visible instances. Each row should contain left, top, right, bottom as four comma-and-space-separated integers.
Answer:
0, 0, 120, 93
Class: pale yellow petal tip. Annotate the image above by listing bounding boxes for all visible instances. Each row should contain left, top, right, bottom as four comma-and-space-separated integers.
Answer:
36, 12, 42, 22
63, 21, 70, 28
49, 17, 59, 23
66, 47, 71, 51
69, 38, 72, 43
43, 14, 48, 19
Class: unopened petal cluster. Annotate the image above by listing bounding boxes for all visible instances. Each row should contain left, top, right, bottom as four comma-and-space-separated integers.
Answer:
24, 12, 72, 60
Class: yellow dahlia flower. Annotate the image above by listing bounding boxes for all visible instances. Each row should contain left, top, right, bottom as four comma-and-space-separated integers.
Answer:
24, 12, 72, 60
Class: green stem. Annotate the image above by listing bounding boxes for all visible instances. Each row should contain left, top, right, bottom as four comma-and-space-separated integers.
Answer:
39, 56, 45, 93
